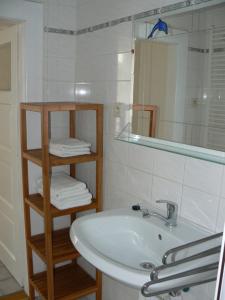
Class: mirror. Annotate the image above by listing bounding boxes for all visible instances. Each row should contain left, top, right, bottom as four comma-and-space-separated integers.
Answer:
118, 1, 225, 163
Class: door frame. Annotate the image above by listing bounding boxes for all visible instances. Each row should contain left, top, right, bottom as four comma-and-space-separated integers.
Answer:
0, 21, 27, 287
15, 22, 27, 287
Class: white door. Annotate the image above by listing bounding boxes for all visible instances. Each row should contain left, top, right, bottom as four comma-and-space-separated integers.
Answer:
0, 25, 24, 285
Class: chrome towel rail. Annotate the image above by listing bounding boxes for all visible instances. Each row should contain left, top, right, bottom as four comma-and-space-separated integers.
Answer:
142, 262, 218, 297
142, 275, 217, 297
151, 245, 220, 280
162, 232, 222, 265
141, 232, 223, 297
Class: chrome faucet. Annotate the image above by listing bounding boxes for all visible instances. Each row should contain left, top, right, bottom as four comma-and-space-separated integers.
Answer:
149, 200, 178, 227
132, 200, 178, 227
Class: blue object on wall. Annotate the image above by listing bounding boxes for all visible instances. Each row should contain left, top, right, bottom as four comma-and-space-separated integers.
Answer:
148, 18, 168, 39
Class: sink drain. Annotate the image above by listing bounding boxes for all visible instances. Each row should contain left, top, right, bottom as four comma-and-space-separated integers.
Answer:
140, 262, 155, 270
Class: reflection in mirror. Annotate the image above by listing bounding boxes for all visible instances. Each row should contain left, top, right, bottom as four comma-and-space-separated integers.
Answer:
0, 42, 11, 91
132, 3, 225, 152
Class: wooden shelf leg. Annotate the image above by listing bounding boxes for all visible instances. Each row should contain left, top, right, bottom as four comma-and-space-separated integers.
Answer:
96, 106, 103, 213
96, 270, 102, 300
96, 106, 103, 300
69, 110, 77, 266
41, 108, 54, 300
20, 109, 35, 300
25, 203, 35, 300
69, 110, 76, 179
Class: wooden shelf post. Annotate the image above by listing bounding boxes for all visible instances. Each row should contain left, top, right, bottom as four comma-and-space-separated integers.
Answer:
20, 108, 35, 300
41, 108, 54, 300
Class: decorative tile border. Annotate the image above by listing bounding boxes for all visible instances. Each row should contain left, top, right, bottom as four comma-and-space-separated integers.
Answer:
24, 0, 43, 3
44, 0, 215, 36
44, 27, 75, 35
214, 47, 225, 53
188, 46, 209, 53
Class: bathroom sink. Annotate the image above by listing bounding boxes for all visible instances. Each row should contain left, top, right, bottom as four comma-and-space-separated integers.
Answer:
70, 209, 220, 289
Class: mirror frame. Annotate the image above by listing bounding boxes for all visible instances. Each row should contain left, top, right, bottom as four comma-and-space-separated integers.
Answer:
117, 0, 225, 165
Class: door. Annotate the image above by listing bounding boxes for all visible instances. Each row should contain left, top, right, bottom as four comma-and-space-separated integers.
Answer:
0, 25, 24, 285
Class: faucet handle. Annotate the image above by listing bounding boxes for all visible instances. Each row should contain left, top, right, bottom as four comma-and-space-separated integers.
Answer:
132, 204, 150, 217
132, 204, 141, 211
156, 199, 177, 207
156, 200, 178, 218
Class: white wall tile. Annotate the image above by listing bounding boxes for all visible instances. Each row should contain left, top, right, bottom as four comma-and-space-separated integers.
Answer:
107, 138, 129, 165
45, 3, 59, 28
216, 197, 225, 232
110, 161, 128, 192
104, 186, 140, 211
151, 176, 182, 214
181, 186, 219, 231
102, 275, 138, 300
75, 82, 108, 104
75, 52, 132, 82
76, 23, 132, 58
45, 57, 75, 82
45, 33, 75, 59
57, 0, 77, 7
45, 81, 75, 101
220, 168, 225, 198
57, 4, 76, 30
45, 3, 76, 30
126, 167, 152, 202
154, 150, 185, 183
184, 158, 223, 196
128, 143, 154, 173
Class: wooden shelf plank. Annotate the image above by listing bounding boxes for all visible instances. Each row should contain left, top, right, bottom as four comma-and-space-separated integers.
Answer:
25, 194, 97, 217
21, 102, 102, 112
28, 228, 80, 264
30, 263, 97, 300
23, 149, 43, 166
23, 149, 98, 167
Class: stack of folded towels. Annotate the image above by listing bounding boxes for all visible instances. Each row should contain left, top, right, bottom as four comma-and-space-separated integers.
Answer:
49, 138, 91, 157
36, 172, 92, 210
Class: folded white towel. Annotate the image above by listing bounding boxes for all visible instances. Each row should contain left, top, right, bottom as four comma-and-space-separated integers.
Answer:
37, 186, 90, 202
36, 172, 87, 200
36, 172, 93, 210
49, 138, 91, 157
50, 138, 91, 150
49, 148, 91, 157
50, 146, 90, 152
51, 193, 92, 210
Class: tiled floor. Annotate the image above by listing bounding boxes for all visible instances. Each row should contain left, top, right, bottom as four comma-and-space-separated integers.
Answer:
0, 261, 22, 297
0, 291, 27, 300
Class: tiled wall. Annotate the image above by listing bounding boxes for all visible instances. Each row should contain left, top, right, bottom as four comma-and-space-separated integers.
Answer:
43, 0, 76, 103
73, 0, 225, 299
28, 0, 78, 274
43, 0, 77, 138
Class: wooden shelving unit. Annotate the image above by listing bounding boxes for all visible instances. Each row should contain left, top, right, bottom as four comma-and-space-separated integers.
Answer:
20, 102, 103, 300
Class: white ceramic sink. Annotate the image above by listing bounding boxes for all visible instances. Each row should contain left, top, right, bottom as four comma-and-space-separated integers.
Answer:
70, 209, 220, 289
